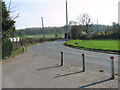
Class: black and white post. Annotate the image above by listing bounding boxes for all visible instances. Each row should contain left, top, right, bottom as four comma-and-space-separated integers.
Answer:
110, 56, 115, 79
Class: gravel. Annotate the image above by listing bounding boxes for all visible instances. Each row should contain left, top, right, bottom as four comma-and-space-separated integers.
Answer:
2, 47, 118, 88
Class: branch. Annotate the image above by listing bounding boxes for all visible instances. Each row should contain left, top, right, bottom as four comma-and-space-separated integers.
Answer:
13, 13, 19, 20
8, 0, 12, 12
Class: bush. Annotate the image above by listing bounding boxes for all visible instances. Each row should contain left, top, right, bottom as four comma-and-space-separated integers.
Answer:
92, 34, 105, 39
2, 40, 13, 59
78, 34, 91, 40
91, 33, 119, 39
19, 38, 61, 46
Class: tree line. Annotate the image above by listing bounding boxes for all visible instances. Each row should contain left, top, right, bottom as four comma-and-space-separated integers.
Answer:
16, 23, 119, 39
69, 22, 119, 39
68, 14, 119, 39
16, 27, 66, 37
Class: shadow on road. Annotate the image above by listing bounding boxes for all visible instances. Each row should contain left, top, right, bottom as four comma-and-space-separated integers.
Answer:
79, 78, 113, 88
54, 71, 84, 78
37, 65, 61, 71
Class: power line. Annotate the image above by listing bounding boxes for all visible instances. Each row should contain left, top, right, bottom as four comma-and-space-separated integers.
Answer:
22, 2, 40, 17
20, 2, 43, 28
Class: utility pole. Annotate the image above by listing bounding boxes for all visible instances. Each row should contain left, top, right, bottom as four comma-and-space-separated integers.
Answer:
66, 0, 68, 39
41, 17, 45, 38
97, 18, 98, 35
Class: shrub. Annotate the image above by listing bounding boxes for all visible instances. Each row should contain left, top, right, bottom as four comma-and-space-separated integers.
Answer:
78, 34, 91, 40
2, 41, 13, 59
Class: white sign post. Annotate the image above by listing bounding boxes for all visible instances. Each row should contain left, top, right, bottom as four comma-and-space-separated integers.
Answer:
16, 37, 20, 49
10, 37, 20, 49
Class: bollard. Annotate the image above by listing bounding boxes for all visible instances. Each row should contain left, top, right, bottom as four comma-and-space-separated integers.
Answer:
22, 45, 25, 52
110, 56, 115, 79
82, 53, 85, 72
61, 51, 64, 66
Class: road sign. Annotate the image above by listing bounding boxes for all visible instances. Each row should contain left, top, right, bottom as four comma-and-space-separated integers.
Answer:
13, 37, 17, 42
10, 37, 20, 42
16, 37, 20, 42
10, 38, 13, 42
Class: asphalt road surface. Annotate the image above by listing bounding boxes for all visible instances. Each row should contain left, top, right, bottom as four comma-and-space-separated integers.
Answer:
3, 39, 119, 88
29, 39, 119, 73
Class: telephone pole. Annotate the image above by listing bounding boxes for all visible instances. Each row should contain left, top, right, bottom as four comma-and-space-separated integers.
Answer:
41, 17, 45, 38
97, 18, 98, 35
66, 0, 68, 39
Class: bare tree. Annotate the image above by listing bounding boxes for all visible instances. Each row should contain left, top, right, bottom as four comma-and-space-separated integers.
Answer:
77, 14, 92, 34
8, 0, 19, 21
69, 20, 77, 25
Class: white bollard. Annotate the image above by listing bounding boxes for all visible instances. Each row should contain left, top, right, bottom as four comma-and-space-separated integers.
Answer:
110, 56, 115, 79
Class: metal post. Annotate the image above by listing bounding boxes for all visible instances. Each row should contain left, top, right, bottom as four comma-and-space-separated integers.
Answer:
41, 17, 45, 38
82, 53, 85, 72
16, 38, 18, 49
61, 51, 64, 66
97, 18, 98, 35
16, 41, 18, 49
110, 56, 115, 79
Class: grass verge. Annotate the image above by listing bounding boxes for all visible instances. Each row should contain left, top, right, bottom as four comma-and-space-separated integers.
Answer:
10, 43, 36, 57
3, 41, 49, 61
65, 39, 119, 54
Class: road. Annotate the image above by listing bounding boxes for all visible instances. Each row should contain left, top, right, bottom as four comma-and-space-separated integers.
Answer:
29, 39, 118, 73
3, 39, 119, 88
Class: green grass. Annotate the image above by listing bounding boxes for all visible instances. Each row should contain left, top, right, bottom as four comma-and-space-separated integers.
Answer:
16, 34, 65, 39
5, 40, 55, 60
10, 43, 36, 57
10, 46, 23, 57
66, 39, 119, 51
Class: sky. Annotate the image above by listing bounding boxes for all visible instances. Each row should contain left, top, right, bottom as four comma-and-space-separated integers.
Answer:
4, 0, 120, 29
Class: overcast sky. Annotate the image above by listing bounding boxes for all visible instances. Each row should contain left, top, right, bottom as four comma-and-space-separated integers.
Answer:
5, 0, 119, 29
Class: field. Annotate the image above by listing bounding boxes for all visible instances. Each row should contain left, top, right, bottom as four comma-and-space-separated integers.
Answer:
16, 34, 65, 39
66, 39, 119, 51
